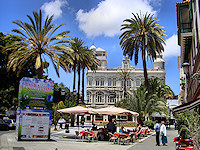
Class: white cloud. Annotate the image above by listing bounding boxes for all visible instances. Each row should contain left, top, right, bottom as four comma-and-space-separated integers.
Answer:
41, 0, 68, 20
163, 34, 180, 59
76, 0, 157, 38
148, 0, 162, 7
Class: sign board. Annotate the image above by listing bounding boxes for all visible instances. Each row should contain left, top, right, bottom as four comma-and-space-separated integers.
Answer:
17, 109, 52, 140
17, 77, 54, 141
18, 77, 54, 110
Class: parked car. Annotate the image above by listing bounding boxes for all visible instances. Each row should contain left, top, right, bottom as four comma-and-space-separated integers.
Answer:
0, 119, 9, 131
4, 119, 16, 129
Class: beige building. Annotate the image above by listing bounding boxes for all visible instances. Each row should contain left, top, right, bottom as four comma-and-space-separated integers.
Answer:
86, 45, 166, 109
174, 0, 200, 114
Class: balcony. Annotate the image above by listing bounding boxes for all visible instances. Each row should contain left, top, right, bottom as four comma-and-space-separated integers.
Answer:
177, 1, 192, 46
180, 22, 192, 33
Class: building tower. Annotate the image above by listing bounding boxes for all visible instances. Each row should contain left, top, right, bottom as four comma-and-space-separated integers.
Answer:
122, 56, 130, 69
90, 45, 107, 70
154, 53, 165, 70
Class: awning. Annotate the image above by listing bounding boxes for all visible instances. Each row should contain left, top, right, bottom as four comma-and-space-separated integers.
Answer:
173, 98, 200, 114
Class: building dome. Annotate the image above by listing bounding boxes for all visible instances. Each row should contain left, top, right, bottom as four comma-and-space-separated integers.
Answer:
90, 45, 96, 50
154, 58, 165, 63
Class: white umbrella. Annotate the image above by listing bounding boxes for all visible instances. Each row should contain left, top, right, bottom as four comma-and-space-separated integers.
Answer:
92, 106, 139, 116
92, 106, 139, 132
57, 106, 94, 132
57, 106, 90, 115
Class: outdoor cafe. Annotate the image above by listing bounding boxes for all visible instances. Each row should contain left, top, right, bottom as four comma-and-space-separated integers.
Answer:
57, 106, 151, 145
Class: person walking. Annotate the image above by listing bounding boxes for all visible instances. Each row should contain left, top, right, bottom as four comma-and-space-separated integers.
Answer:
154, 120, 160, 146
160, 121, 168, 146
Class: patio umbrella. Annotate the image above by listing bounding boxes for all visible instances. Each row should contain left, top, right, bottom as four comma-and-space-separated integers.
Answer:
57, 106, 90, 115
92, 106, 139, 116
57, 106, 95, 132
92, 106, 139, 131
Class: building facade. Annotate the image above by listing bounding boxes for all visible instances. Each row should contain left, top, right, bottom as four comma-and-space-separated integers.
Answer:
86, 45, 166, 109
174, 0, 200, 114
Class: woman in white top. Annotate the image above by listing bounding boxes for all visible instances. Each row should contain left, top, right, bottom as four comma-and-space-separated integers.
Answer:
160, 121, 168, 146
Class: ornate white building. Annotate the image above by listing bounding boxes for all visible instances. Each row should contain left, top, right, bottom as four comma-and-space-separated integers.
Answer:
86, 45, 166, 109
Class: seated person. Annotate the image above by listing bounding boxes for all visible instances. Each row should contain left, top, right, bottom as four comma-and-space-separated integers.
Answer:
119, 126, 126, 133
135, 124, 142, 138
142, 125, 150, 134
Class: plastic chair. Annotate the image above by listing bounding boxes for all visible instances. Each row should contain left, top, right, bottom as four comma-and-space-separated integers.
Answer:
119, 134, 129, 145
84, 132, 93, 142
108, 132, 118, 144
75, 131, 82, 141
92, 131, 98, 142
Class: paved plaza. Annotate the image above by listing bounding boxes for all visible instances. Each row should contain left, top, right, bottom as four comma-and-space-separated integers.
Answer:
0, 125, 178, 150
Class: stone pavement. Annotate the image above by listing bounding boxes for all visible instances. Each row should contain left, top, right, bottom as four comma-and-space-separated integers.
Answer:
128, 126, 179, 150
0, 124, 178, 150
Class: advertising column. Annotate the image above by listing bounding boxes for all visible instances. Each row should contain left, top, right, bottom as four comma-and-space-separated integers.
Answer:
17, 77, 54, 140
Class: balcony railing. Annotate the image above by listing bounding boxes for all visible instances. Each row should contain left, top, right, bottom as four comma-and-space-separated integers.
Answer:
180, 22, 192, 33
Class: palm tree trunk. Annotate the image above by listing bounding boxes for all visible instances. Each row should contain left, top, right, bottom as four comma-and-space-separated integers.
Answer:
73, 60, 76, 92
124, 78, 127, 98
142, 47, 149, 94
77, 62, 81, 104
37, 56, 43, 79
81, 67, 85, 104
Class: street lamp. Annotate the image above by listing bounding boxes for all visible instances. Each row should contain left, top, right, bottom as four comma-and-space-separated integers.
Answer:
73, 89, 76, 104
61, 89, 66, 102
182, 62, 190, 75
182, 62, 190, 83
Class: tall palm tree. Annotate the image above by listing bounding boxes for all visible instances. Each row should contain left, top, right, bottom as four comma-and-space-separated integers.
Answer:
120, 12, 167, 92
68, 37, 87, 104
80, 48, 99, 103
3, 10, 71, 78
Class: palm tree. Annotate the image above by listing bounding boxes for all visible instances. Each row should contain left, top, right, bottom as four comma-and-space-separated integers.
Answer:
148, 78, 174, 99
115, 78, 172, 122
80, 48, 99, 103
117, 68, 132, 98
68, 37, 88, 104
144, 94, 167, 120
120, 12, 167, 92
3, 10, 71, 78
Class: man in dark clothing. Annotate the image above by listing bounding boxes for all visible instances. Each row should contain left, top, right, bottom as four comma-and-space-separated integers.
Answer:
154, 120, 160, 146
107, 119, 115, 134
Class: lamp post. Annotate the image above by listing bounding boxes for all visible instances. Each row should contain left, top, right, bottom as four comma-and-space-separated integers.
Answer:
182, 62, 190, 84
73, 89, 76, 104
182, 62, 190, 75
60, 89, 66, 103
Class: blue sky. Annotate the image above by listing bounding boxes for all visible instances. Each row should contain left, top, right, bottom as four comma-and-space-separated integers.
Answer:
0, 0, 182, 95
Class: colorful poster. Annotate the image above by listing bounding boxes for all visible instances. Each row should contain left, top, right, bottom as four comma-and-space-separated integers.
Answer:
17, 109, 52, 140
18, 77, 54, 110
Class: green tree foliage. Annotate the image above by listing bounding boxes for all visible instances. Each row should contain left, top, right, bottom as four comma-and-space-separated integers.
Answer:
0, 32, 37, 114
60, 37, 98, 104
115, 78, 173, 122
52, 102, 61, 130
117, 69, 132, 98
53, 82, 76, 107
2, 10, 72, 79
120, 12, 167, 92
176, 110, 200, 150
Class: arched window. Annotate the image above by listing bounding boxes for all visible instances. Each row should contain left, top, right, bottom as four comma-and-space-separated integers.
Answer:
88, 78, 92, 86
96, 78, 104, 86
87, 91, 92, 103
136, 78, 141, 86
95, 91, 104, 103
108, 92, 116, 103
108, 78, 116, 87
